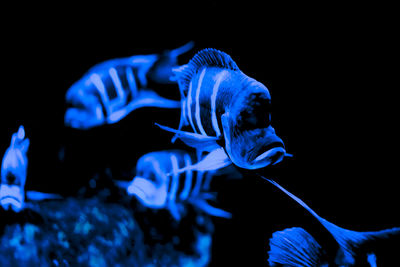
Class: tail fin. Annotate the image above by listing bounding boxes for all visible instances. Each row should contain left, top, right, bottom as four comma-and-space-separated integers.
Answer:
262, 176, 400, 261
169, 41, 195, 59
190, 197, 232, 219
268, 227, 325, 267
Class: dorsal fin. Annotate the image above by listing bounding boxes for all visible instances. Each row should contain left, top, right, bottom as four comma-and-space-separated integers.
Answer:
173, 48, 240, 94
263, 176, 400, 264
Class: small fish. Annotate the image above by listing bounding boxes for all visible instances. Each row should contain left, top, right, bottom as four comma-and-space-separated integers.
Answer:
0, 126, 61, 212
65, 42, 194, 129
156, 48, 290, 171
119, 150, 234, 221
264, 177, 400, 266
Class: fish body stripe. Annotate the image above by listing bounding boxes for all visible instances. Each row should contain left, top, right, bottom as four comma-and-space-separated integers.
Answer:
125, 66, 138, 97
108, 67, 125, 103
168, 154, 180, 204
186, 81, 197, 133
185, 67, 233, 137
90, 73, 111, 116
143, 156, 165, 181
191, 171, 204, 198
210, 70, 228, 137
194, 68, 208, 136
179, 154, 193, 200
89, 65, 142, 117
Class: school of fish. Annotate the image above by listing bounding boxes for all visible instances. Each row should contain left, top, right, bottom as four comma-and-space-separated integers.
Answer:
1, 43, 398, 266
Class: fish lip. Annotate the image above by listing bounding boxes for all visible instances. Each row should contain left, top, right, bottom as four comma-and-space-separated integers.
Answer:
127, 182, 149, 199
250, 141, 285, 161
132, 184, 149, 198
254, 146, 286, 162
0, 194, 21, 202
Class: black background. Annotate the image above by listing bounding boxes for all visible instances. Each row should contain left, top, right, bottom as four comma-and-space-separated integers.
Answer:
1, 2, 399, 266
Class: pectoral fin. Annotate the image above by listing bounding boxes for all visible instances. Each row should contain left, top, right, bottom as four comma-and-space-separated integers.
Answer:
174, 148, 232, 173
155, 123, 220, 152
26, 191, 62, 201
191, 198, 232, 219
107, 91, 180, 123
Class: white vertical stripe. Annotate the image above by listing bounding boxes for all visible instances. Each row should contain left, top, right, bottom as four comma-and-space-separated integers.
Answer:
195, 68, 208, 136
108, 67, 124, 100
203, 171, 213, 191
90, 73, 110, 114
211, 70, 227, 137
144, 156, 165, 182
179, 154, 193, 200
191, 170, 204, 197
95, 105, 103, 120
186, 81, 197, 133
125, 67, 137, 97
168, 154, 180, 204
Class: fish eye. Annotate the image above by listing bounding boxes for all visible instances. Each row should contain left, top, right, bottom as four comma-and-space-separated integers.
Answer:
137, 169, 157, 182
237, 93, 272, 130
5, 173, 18, 185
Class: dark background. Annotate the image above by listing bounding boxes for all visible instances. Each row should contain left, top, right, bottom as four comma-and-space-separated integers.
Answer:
1, 2, 399, 266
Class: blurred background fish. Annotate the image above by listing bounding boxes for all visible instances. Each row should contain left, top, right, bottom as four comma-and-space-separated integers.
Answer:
1, 126, 61, 213
265, 178, 400, 266
65, 42, 194, 129
117, 150, 238, 221
157, 48, 291, 172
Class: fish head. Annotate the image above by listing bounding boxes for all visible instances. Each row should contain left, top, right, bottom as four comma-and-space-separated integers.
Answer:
221, 83, 286, 169
0, 126, 29, 212
126, 155, 169, 208
127, 176, 167, 208
64, 79, 106, 129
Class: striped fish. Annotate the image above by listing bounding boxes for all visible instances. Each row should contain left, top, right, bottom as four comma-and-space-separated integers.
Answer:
156, 48, 290, 171
264, 177, 400, 266
123, 150, 234, 221
65, 42, 194, 129
1, 126, 61, 212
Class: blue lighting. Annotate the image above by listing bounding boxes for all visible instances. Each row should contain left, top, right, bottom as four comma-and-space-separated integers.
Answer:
157, 48, 290, 170
64, 43, 194, 129
123, 150, 233, 220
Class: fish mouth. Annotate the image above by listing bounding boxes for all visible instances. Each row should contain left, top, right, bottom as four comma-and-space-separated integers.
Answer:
127, 178, 150, 199
250, 142, 286, 169
127, 177, 167, 208
0, 185, 23, 211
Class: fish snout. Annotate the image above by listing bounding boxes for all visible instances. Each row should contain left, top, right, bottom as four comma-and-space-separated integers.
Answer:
0, 184, 24, 212
127, 177, 167, 208
252, 135, 286, 168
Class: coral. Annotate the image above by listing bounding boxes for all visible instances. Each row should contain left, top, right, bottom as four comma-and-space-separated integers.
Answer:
0, 194, 212, 266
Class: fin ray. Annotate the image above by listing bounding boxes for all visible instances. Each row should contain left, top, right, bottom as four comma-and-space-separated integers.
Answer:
175, 148, 231, 173
155, 123, 220, 152
176, 48, 240, 96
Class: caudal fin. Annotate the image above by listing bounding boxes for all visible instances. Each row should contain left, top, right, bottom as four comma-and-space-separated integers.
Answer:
268, 227, 326, 267
262, 176, 400, 262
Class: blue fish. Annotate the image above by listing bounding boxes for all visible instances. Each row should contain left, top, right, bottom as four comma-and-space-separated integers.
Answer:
265, 177, 400, 266
65, 42, 194, 129
269, 227, 327, 267
156, 48, 290, 171
119, 150, 236, 221
1, 126, 61, 212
